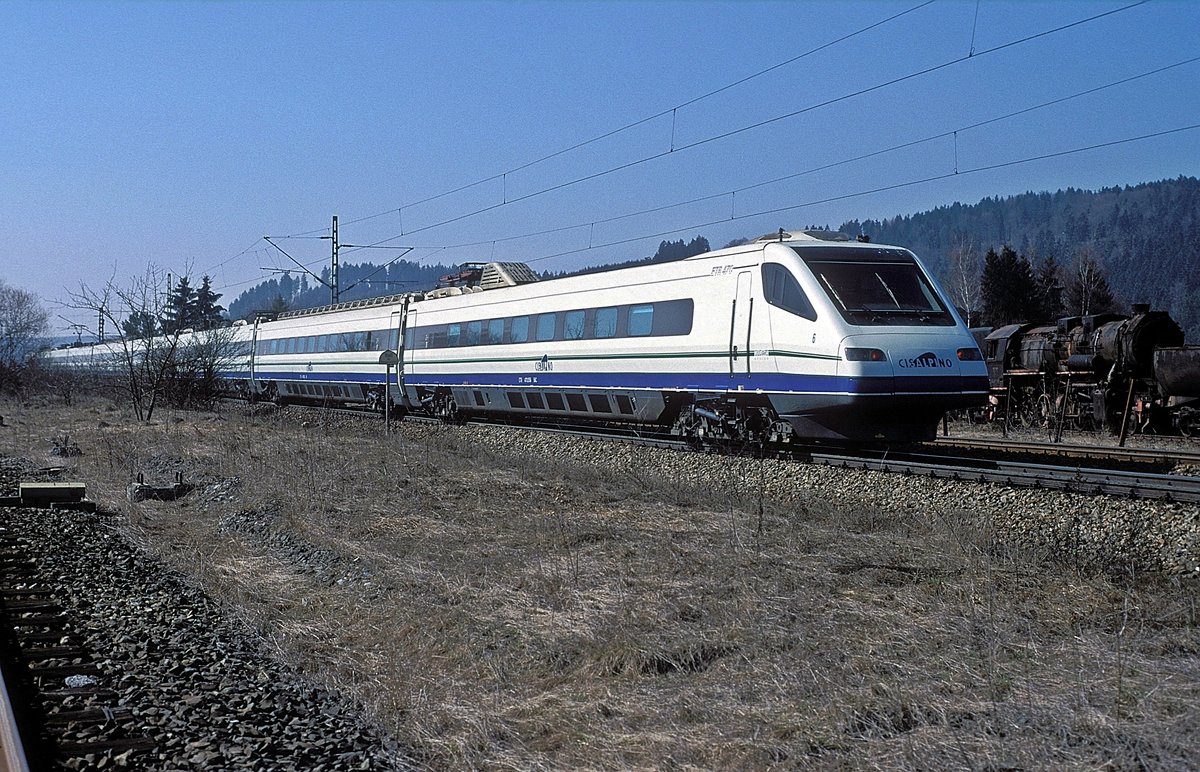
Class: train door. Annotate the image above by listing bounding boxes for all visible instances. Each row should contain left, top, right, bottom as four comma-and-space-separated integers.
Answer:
389, 307, 404, 404
249, 317, 261, 395
730, 271, 754, 378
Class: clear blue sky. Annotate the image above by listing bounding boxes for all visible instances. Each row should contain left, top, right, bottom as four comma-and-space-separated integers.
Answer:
3, 0, 1198, 335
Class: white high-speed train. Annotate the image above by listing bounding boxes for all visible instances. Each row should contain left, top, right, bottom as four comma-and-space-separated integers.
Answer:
45, 230, 988, 442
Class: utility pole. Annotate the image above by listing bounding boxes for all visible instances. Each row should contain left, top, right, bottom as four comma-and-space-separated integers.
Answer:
331, 215, 340, 304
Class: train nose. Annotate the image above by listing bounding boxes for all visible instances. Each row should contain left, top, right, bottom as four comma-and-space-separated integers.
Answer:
891, 347, 962, 392
839, 337, 970, 394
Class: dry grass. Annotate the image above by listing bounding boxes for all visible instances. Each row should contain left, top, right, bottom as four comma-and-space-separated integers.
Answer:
2, 394, 1198, 769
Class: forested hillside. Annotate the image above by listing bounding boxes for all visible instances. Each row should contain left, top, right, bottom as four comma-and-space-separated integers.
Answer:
839, 176, 1200, 338
226, 259, 457, 320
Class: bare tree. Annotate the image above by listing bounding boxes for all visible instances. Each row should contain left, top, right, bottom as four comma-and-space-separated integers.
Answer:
68, 266, 185, 420
1067, 247, 1116, 317
0, 279, 50, 390
945, 237, 982, 327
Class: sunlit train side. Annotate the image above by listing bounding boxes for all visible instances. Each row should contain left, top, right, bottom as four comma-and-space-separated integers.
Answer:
43, 230, 988, 443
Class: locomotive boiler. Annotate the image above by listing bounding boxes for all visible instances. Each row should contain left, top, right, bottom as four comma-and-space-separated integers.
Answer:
981, 304, 1200, 435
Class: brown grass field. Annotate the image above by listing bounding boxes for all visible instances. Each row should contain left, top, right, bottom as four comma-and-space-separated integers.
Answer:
2, 395, 1198, 769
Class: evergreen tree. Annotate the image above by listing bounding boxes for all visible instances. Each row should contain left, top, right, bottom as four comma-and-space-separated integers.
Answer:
194, 276, 225, 329
122, 309, 160, 340
980, 245, 1038, 326
1033, 254, 1065, 320
267, 294, 290, 315
162, 276, 196, 333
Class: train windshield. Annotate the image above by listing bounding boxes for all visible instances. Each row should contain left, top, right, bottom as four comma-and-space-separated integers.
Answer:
794, 247, 955, 326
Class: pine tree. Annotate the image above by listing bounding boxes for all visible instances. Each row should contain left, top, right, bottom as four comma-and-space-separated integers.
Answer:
194, 276, 225, 329
1034, 254, 1065, 320
162, 277, 196, 333
980, 245, 1038, 326
122, 310, 160, 340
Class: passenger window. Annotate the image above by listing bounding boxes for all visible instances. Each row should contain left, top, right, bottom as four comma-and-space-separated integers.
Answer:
487, 319, 504, 344
595, 307, 617, 338
564, 310, 585, 340
762, 263, 818, 321
629, 305, 654, 336
286, 338, 297, 354
308, 336, 318, 352
536, 313, 556, 342
447, 324, 461, 347
511, 317, 529, 343
466, 321, 482, 346
354, 332, 367, 351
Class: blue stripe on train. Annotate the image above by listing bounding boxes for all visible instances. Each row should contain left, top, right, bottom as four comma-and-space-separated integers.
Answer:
224, 369, 988, 395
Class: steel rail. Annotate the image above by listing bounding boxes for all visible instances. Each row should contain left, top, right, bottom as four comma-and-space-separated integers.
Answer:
810, 449, 1200, 503
929, 436, 1200, 467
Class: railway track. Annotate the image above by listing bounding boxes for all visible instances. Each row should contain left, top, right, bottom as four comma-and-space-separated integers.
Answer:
928, 435, 1200, 470
0, 521, 154, 769
304, 405, 1200, 504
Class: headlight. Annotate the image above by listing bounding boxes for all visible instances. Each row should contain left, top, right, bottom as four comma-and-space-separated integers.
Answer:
844, 347, 887, 362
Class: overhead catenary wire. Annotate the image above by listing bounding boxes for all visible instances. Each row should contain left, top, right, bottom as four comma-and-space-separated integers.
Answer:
513, 123, 1200, 266
333, 53, 1199, 259
321, 0, 1149, 248
212, 0, 1162, 301
278, 0, 939, 240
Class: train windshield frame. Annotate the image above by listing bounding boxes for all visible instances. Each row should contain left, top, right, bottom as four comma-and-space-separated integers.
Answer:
793, 247, 956, 327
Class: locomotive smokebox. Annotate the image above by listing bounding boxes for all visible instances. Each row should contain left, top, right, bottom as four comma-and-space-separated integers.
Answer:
1094, 310, 1184, 378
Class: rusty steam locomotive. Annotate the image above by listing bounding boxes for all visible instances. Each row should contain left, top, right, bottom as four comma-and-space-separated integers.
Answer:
978, 304, 1200, 436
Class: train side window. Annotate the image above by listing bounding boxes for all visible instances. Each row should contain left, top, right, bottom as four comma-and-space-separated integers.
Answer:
308, 336, 318, 352
511, 316, 529, 343
564, 310, 585, 340
286, 338, 297, 354
762, 263, 817, 321
507, 392, 526, 409
536, 313, 556, 342
595, 307, 618, 338
447, 324, 461, 347
354, 332, 367, 351
487, 319, 504, 344
566, 393, 587, 411
629, 305, 654, 336
466, 321, 482, 346
546, 392, 565, 410
526, 392, 545, 409
588, 394, 612, 412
